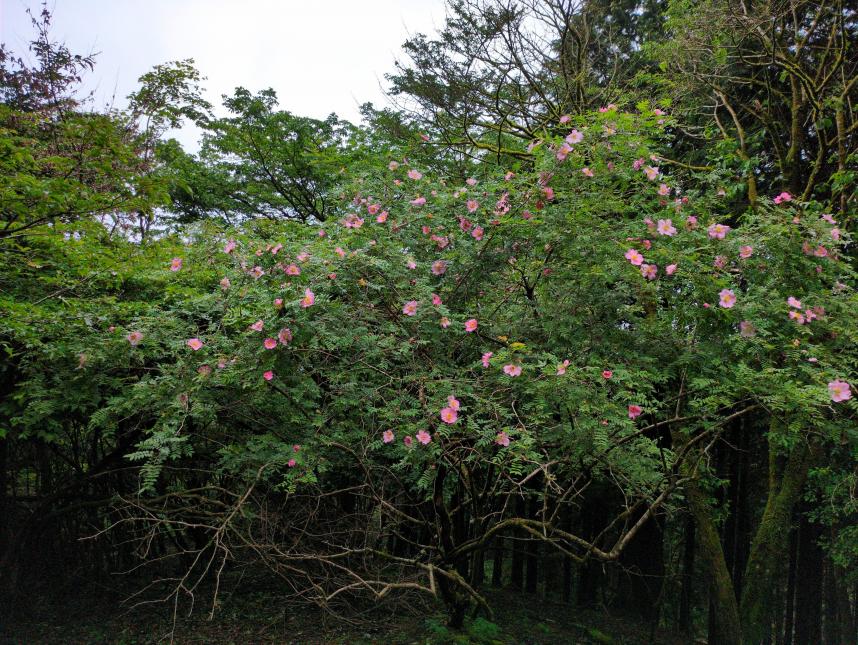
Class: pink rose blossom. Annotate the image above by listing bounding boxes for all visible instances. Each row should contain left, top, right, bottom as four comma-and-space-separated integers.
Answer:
278, 328, 292, 345
187, 338, 203, 351
403, 435, 413, 447
170, 257, 183, 271
410, 196, 426, 206
300, 289, 315, 308
719, 289, 737, 308
467, 199, 479, 213
432, 293, 442, 306
263, 370, 274, 381
657, 219, 677, 236
565, 129, 583, 144
382, 430, 394, 443
495, 432, 510, 447
665, 263, 677, 275
625, 249, 644, 266
465, 318, 478, 332
602, 370, 613, 379
440, 407, 458, 424
641, 264, 657, 280
407, 169, 422, 180
739, 246, 753, 259
708, 223, 730, 239
402, 300, 419, 316
787, 297, 802, 309
503, 364, 522, 377
263, 337, 277, 350
773, 191, 792, 204
224, 240, 236, 254
416, 430, 432, 445
556, 359, 570, 375
828, 380, 852, 403
481, 352, 493, 368
628, 405, 643, 419
126, 331, 143, 346
431, 260, 448, 276
250, 320, 264, 332
739, 320, 756, 337
220, 277, 231, 290
286, 264, 301, 276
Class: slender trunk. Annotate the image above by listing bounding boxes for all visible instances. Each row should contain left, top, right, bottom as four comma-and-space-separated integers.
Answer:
491, 536, 504, 587
740, 437, 816, 643
685, 476, 742, 645
679, 514, 696, 632
525, 497, 539, 594
510, 496, 525, 590
781, 524, 797, 645
793, 512, 823, 645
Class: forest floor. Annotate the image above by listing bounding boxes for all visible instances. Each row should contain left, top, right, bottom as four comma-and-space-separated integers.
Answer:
2, 583, 698, 645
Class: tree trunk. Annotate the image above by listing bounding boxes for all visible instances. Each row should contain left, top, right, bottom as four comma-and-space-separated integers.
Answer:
793, 513, 823, 645
679, 514, 696, 633
510, 496, 525, 591
491, 536, 504, 587
781, 524, 797, 645
740, 438, 816, 643
685, 476, 742, 645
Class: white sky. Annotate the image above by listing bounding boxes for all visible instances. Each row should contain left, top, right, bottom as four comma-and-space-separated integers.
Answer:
0, 0, 446, 149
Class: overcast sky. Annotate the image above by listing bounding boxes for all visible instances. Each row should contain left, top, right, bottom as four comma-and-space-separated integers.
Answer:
0, 0, 446, 149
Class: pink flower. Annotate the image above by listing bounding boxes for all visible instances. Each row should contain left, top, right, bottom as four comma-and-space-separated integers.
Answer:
495, 431, 510, 447
686, 216, 698, 229
657, 183, 671, 196
416, 430, 432, 445
657, 219, 676, 236
270, 243, 283, 254
388, 161, 400, 171
814, 245, 828, 258
250, 320, 264, 332
653, 108, 666, 116
625, 249, 644, 266
407, 169, 422, 180
503, 364, 522, 377
382, 430, 394, 443
402, 300, 419, 316
343, 214, 364, 229
464, 318, 478, 332
481, 352, 493, 368
126, 331, 143, 346
713, 255, 727, 269
644, 166, 659, 180
628, 405, 643, 419
787, 297, 802, 309
431, 260, 448, 276
556, 359, 570, 375
719, 289, 737, 308
565, 129, 583, 144
187, 338, 203, 351
250, 266, 265, 279
447, 395, 460, 411
633, 158, 645, 170
367, 203, 380, 215
773, 191, 792, 204
543, 187, 555, 201
170, 257, 183, 271
285, 264, 301, 276
708, 223, 730, 239
220, 277, 231, 290
739, 320, 756, 337
559, 114, 571, 124
665, 264, 677, 275
403, 435, 413, 447
278, 327, 292, 345
828, 380, 852, 403
287, 458, 296, 468
263, 337, 277, 350
472, 226, 484, 241
300, 288, 315, 308
410, 196, 426, 206
274, 298, 283, 308
376, 211, 388, 223
432, 293, 442, 306
643, 239, 652, 250
407, 260, 417, 270
263, 370, 274, 381
335, 247, 346, 258
641, 264, 657, 280
440, 316, 451, 328
789, 310, 806, 324
831, 228, 840, 241
440, 407, 458, 424
602, 370, 613, 379
739, 245, 753, 259
197, 364, 212, 377
821, 213, 836, 224
224, 240, 236, 254
581, 167, 594, 177
467, 199, 479, 213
